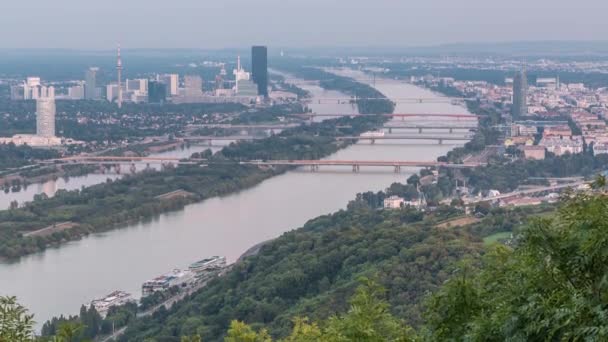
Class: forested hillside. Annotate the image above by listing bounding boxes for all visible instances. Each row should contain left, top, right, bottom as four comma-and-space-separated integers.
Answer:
118, 200, 546, 341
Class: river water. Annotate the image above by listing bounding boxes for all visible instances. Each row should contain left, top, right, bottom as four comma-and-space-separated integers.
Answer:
0, 144, 232, 210
0, 74, 472, 329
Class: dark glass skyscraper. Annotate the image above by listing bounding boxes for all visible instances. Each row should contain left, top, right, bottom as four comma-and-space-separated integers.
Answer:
251, 46, 268, 97
148, 81, 166, 104
512, 69, 528, 118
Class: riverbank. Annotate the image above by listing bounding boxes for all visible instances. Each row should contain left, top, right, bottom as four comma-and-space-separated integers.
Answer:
1, 72, 467, 329
0, 116, 389, 260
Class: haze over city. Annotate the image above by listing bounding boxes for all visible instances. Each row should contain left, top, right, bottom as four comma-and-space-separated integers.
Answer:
4, 0, 608, 48
3, 1, 608, 341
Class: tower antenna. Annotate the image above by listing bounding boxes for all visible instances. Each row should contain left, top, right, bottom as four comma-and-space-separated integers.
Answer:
117, 44, 123, 109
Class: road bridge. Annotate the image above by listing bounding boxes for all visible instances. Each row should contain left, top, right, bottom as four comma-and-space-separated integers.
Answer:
382, 124, 477, 133
241, 159, 484, 172
338, 135, 471, 144
45, 156, 484, 173
292, 113, 478, 120
310, 97, 474, 104
187, 124, 302, 130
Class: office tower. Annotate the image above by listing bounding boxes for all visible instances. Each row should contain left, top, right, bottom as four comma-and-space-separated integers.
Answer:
106, 84, 119, 102
184, 75, 203, 96
85, 67, 99, 100
251, 46, 268, 97
68, 84, 85, 100
161, 74, 179, 96
36, 87, 56, 137
512, 69, 528, 118
148, 81, 167, 104
126, 79, 148, 93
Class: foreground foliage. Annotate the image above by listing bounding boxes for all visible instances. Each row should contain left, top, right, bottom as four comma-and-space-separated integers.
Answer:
425, 190, 608, 340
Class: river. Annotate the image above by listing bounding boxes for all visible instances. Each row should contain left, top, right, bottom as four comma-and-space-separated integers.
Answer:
0, 144, 230, 210
0, 74, 472, 329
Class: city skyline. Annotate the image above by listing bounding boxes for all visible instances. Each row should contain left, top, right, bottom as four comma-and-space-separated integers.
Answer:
3, 0, 608, 49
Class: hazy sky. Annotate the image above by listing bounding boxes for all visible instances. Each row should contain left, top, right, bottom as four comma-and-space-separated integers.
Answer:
4, 0, 608, 49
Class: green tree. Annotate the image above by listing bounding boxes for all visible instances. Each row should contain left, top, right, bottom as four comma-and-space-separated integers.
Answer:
426, 189, 608, 341
225, 321, 272, 342
0, 296, 34, 342
282, 318, 322, 342
323, 278, 417, 342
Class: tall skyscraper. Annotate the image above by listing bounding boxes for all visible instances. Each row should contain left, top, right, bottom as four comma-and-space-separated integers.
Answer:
161, 74, 179, 96
512, 69, 528, 118
36, 87, 56, 137
148, 81, 167, 104
85, 67, 99, 100
184, 75, 203, 97
251, 46, 268, 97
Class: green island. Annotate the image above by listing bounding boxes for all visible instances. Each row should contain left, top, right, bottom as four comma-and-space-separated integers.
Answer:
0, 73, 392, 260
5, 67, 608, 342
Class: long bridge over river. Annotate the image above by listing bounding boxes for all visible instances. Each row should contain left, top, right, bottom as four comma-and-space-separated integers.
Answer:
45, 156, 485, 173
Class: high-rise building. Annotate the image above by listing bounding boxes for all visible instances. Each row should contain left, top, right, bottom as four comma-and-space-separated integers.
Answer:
68, 84, 85, 100
184, 75, 203, 97
251, 46, 268, 97
106, 84, 120, 102
36, 87, 56, 137
512, 69, 528, 118
161, 74, 179, 96
23, 77, 42, 100
85, 67, 99, 100
148, 81, 167, 104
126, 79, 148, 93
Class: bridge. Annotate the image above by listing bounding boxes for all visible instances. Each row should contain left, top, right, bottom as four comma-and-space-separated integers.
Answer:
292, 113, 478, 120
187, 123, 477, 134
337, 135, 471, 144
241, 159, 484, 172
187, 124, 302, 130
382, 124, 477, 133
180, 136, 264, 145
46, 156, 484, 173
309, 97, 475, 104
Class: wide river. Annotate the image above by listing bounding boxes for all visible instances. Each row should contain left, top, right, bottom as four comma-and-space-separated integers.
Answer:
0, 73, 472, 329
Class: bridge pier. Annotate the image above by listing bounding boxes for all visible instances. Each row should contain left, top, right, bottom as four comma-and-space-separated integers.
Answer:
310, 164, 319, 172
418, 127, 423, 134
130, 163, 137, 174
352, 165, 360, 173
370, 138, 375, 145
449, 128, 453, 134
394, 165, 401, 173
438, 138, 443, 145
115, 164, 121, 174
388, 127, 392, 134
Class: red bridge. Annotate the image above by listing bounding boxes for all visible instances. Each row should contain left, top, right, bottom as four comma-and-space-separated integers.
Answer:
293, 113, 478, 120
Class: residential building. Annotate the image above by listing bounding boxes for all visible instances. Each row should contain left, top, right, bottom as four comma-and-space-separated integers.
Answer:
511, 69, 528, 118
85, 67, 99, 100
520, 145, 546, 160
184, 75, 203, 97
161, 74, 179, 96
383, 196, 405, 209
36, 87, 56, 138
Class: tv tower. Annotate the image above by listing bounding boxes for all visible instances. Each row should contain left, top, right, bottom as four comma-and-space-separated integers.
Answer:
116, 44, 123, 109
